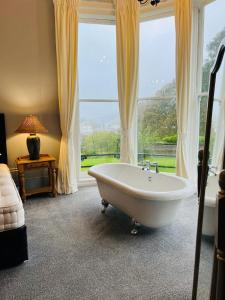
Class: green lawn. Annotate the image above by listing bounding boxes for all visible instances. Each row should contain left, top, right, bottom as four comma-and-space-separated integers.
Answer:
81, 156, 119, 171
144, 156, 176, 173
81, 155, 176, 173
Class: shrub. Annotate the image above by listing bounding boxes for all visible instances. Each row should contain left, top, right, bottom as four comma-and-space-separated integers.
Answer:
199, 136, 205, 145
162, 135, 177, 144
81, 131, 120, 155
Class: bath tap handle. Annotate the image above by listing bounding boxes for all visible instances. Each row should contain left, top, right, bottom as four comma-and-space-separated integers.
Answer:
150, 162, 159, 173
143, 160, 159, 173
209, 165, 217, 176
145, 160, 151, 170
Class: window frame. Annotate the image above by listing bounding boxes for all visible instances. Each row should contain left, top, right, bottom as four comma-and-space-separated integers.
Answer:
78, 21, 119, 182
137, 14, 177, 173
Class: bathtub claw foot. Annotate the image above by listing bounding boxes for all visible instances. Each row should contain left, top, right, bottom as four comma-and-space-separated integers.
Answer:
131, 228, 139, 235
131, 219, 140, 235
101, 199, 109, 214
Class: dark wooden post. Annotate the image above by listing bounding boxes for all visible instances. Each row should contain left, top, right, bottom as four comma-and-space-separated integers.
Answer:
215, 170, 225, 300
198, 150, 204, 197
210, 170, 225, 299
197, 149, 209, 197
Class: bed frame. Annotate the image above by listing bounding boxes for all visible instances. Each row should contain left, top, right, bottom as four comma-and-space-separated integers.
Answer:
0, 113, 8, 164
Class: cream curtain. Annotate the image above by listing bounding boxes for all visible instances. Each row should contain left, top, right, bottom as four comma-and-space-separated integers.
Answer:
53, 0, 80, 194
115, 0, 140, 164
175, 0, 193, 178
185, 6, 202, 181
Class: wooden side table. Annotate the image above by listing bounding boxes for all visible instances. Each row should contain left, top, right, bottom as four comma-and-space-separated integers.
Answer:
15, 154, 57, 201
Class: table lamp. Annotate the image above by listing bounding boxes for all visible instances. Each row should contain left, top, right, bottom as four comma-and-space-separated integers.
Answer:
15, 115, 48, 160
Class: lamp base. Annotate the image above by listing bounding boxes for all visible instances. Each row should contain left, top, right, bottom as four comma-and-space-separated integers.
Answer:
26, 134, 40, 160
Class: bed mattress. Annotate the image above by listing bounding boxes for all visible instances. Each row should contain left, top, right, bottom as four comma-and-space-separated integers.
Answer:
0, 164, 24, 232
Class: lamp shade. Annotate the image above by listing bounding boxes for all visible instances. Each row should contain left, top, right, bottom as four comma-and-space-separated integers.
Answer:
15, 115, 48, 160
15, 115, 48, 134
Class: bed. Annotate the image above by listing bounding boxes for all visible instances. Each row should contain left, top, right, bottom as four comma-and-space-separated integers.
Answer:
0, 114, 28, 269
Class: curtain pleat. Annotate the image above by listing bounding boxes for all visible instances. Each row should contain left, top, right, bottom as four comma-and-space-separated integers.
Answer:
53, 0, 80, 194
115, 0, 140, 164
185, 6, 201, 181
175, 0, 193, 178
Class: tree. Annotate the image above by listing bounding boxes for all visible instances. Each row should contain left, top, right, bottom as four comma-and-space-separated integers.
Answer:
138, 83, 177, 153
200, 27, 225, 138
138, 99, 176, 139
139, 27, 225, 152
202, 27, 225, 92
81, 131, 120, 155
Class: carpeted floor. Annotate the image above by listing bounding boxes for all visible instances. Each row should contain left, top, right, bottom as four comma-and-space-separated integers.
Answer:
0, 186, 214, 300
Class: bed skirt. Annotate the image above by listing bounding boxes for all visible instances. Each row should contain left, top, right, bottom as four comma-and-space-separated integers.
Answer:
0, 225, 28, 269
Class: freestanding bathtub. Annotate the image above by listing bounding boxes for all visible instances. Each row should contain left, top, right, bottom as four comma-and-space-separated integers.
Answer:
88, 163, 195, 233
203, 174, 219, 236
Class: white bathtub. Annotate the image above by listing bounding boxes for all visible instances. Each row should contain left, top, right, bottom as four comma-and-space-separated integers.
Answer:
88, 163, 195, 230
203, 175, 219, 236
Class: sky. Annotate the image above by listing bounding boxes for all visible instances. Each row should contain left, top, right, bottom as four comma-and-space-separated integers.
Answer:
204, 0, 225, 49
78, 23, 118, 100
78, 16, 176, 100
78, 16, 176, 131
139, 17, 175, 98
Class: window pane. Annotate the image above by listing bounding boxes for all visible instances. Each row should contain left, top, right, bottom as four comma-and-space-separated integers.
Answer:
78, 23, 120, 172
202, 0, 225, 95
139, 17, 176, 98
80, 102, 120, 171
138, 97, 177, 173
199, 96, 221, 163
138, 17, 176, 172
78, 23, 118, 100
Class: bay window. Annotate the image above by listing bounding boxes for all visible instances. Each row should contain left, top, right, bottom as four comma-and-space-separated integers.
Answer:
77, 1, 225, 179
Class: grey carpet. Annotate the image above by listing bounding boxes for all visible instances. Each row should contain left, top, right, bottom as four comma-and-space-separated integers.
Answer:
0, 186, 214, 300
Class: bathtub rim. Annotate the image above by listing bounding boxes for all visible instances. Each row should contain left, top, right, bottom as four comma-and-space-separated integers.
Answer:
88, 163, 195, 201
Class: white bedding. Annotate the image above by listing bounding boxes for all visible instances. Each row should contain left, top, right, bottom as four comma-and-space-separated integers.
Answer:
0, 164, 24, 232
